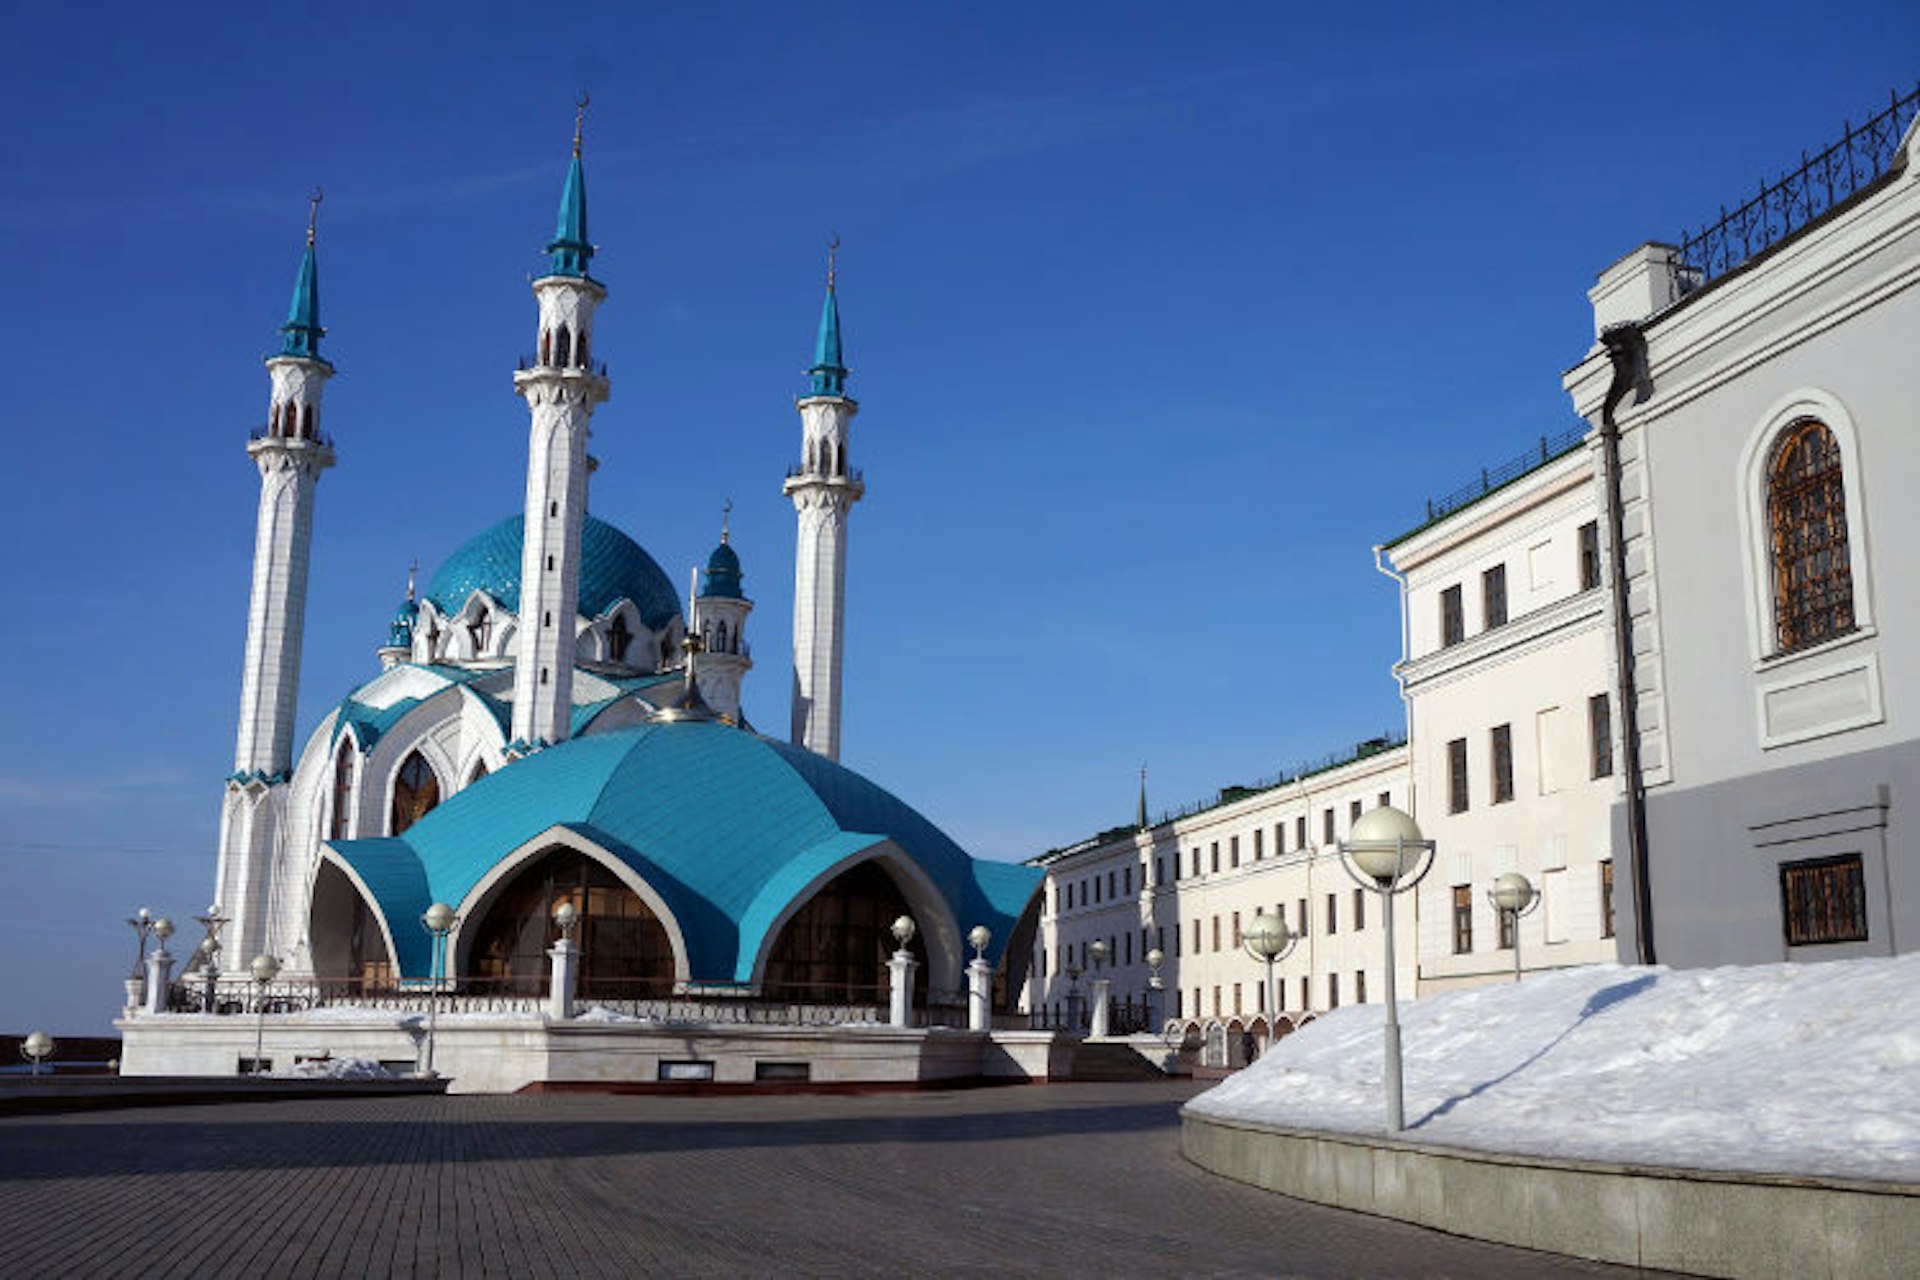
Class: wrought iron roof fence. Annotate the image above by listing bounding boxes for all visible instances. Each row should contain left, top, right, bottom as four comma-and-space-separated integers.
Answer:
1677, 83, 1919, 290
1418, 425, 1589, 527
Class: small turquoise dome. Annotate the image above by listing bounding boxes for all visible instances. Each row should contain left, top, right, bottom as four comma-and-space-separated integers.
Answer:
426, 514, 681, 630
701, 539, 743, 600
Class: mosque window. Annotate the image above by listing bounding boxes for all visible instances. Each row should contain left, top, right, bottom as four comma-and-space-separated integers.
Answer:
389, 751, 442, 836
469, 609, 492, 655
555, 324, 572, 367
468, 848, 674, 998
1768, 419, 1855, 653
329, 746, 354, 840
607, 615, 632, 664
302, 404, 315, 438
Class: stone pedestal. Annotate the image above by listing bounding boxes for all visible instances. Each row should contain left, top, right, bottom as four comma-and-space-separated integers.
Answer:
1089, 977, 1112, 1039
547, 939, 578, 1020
966, 958, 992, 1032
142, 948, 175, 1017
888, 950, 918, 1028
124, 976, 145, 1017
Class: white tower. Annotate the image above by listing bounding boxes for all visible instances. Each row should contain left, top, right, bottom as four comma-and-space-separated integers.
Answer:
784, 245, 863, 761
217, 194, 336, 960
509, 99, 609, 752
695, 506, 754, 724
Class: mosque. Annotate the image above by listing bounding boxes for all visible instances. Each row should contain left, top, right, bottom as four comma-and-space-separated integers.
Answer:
121, 110, 1049, 1088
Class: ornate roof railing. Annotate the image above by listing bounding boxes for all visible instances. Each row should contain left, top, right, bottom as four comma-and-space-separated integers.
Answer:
1677, 83, 1919, 290
1399, 423, 1590, 537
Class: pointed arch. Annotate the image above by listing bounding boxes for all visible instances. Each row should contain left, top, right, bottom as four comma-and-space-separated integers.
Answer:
555, 324, 572, 368
302, 403, 315, 439
329, 740, 356, 840
389, 750, 442, 836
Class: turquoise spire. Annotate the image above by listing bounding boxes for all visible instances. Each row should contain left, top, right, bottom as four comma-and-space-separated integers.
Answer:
806, 237, 849, 398
701, 503, 744, 599
545, 94, 594, 279
277, 190, 326, 363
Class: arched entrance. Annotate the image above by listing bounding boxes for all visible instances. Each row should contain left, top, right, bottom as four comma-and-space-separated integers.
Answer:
763, 861, 928, 1005
464, 847, 674, 998
309, 857, 395, 992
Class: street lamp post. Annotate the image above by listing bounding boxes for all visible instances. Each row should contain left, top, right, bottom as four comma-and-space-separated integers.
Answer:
194, 904, 229, 1013
1488, 872, 1542, 983
1145, 947, 1165, 1032
887, 915, 918, 1028
1087, 939, 1111, 1037
1242, 911, 1297, 1033
965, 925, 992, 1032
126, 907, 153, 977
20, 1031, 54, 1078
249, 953, 281, 1074
420, 902, 458, 1077
1337, 805, 1436, 1133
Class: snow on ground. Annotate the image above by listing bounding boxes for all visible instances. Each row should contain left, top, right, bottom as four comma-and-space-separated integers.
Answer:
1187, 954, 1920, 1183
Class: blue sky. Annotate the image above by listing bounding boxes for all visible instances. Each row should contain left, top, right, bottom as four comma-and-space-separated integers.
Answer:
2, 3, 1915, 1035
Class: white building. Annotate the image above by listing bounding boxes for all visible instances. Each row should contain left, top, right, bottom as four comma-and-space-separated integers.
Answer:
1563, 90, 1920, 968
1030, 740, 1412, 1057
1380, 434, 1621, 993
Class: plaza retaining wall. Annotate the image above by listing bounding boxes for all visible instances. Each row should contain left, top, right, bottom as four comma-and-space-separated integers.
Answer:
1181, 1108, 1920, 1279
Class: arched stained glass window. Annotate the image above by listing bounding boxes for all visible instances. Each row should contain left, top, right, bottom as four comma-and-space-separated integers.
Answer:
329, 745, 354, 840
390, 751, 441, 836
1768, 420, 1855, 654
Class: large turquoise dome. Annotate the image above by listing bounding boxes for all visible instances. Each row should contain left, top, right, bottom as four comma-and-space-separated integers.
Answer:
425, 513, 681, 630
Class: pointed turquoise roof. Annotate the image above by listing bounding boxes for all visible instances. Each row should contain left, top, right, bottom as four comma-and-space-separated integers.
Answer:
806, 283, 848, 398
545, 102, 594, 280
276, 202, 327, 364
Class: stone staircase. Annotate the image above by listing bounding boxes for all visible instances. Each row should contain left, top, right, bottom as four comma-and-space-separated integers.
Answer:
1069, 1039, 1179, 1081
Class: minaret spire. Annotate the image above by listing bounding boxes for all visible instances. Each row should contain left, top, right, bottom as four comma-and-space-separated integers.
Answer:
510, 101, 611, 753
1137, 765, 1149, 831
785, 239, 864, 760
219, 195, 339, 963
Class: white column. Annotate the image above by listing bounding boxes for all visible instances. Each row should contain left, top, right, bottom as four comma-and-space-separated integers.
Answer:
1089, 976, 1112, 1039
888, 948, 918, 1028
143, 946, 175, 1017
967, 957, 993, 1032
784, 396, 862, 760
547, 938, 579, 1020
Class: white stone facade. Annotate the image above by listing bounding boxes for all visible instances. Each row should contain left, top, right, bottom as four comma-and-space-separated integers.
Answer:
1382, 447, 1622, 992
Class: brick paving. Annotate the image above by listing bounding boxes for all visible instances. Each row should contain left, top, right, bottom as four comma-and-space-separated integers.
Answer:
0, 1081, 1667, 1278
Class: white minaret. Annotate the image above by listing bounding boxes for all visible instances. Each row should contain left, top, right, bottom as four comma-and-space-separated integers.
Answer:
784, 243, 863, 760
695, 504, 754, 724
218, 193, 336, 962
509, 98, 609, 752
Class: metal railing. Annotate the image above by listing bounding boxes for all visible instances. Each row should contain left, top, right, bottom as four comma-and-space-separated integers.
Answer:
1677, 83, 1919, 290
783, 463, 865, 485
1419, 425, 1589, 527
515, 354, 611, 377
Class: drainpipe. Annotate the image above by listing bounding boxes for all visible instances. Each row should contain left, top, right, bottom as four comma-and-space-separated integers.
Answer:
1598, 322, 1656, 966
1373, 546, 1418, 996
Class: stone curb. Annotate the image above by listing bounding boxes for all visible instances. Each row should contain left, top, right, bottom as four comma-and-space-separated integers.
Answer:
0, 1076, 448, 1116
1181, 1107, 1920, 1279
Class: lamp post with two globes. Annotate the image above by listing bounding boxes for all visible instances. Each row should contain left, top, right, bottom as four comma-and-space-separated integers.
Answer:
1337, 805, 1436, 1133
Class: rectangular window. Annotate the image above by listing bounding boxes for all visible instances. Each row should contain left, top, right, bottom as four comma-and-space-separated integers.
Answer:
1191, 848, 1201, 878
1377, 790, 1390, 809
1323, 808, 1335, 844
1355, 971, 1367, 1004
1107, 871, 1116, 898
1091, 877, 1100, 905
1327, 973, 1340, 1009
1275, 823, 1285, 855
1325, 893, 1337, 935
1212, 986, 1221, 1017
1174, 989, 1182, 1018
1232, 983, 1242, 1016
1124, 933, 1132, 965
1232, 911, 1242, 948
1192, 919, 1201, 953
1440, 584, 1465, 647
1210, 842, 1220, 874
1452, 885, 1473, 953
1123, 866, 1132, 896
1299, 975, 1309, 1010
1483, 564, 1508, 629
1349, 798, 1362, 823
1296, 898, 1307, 936
1211, 916, 1221, 952
1498, 899, 1517, 950
1447, 738, 1469, 814
1230, 836, 1240, 868
1253, 828, 1263, 860
1295, 815, 1306, 849
1600, 859, 1616, 938
1491, 724, 1514, 804
1579, 520, 1601, 591
1780, 854, 1869, 946
1589, 693, 1614, 779
1353, 888, 1365, 930
1039, 947, 1047, 978
1256, 983, 1265, 1014
1156, 925, 1165, 953
1155, 856, 1165, 886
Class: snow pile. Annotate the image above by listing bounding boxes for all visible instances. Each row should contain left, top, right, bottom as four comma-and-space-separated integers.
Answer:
271, 1056, 393, 1080
1188, 955, 1920, 1182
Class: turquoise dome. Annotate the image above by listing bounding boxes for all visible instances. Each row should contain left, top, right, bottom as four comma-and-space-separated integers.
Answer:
386, 598, 416, 647
701, 539, 743, 599
329, 719, 1042, 982
425, 514, 681, 630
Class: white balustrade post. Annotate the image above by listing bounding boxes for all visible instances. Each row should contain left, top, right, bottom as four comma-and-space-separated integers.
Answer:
966, 957, 992, 1032
547, 938, 579, 1020
888, 949, 918, 1028
1088, 976, 1112, 1039
143, 946, 175, 1017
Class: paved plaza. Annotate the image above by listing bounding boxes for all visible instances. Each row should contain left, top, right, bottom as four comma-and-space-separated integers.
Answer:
0, 1081, 1664, 1278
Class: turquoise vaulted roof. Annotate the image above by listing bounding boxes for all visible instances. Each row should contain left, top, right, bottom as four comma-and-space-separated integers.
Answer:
327, 721, 1042, 981
424, 514, 681, 629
